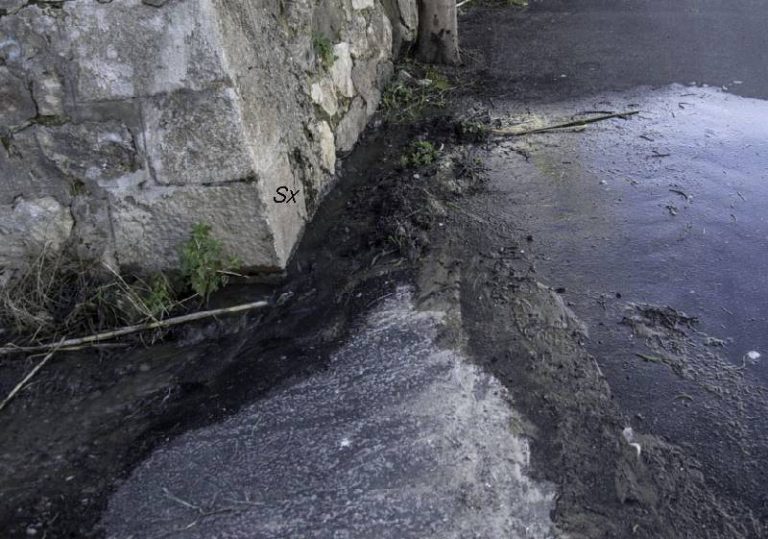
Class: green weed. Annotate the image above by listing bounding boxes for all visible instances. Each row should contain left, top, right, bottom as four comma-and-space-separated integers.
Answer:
401, 140, 439, 168
381, 63, 452, 123
312, 34, 336, 70
134, 273, 175, 321
180, 223, 240, 302
455, 120, 489, 142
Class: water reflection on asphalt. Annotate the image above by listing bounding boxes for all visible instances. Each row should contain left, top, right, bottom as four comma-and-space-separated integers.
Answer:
475, 85, 768, 514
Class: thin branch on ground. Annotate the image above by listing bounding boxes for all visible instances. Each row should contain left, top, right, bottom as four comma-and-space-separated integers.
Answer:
0, 300, 270, 356
491, 110, 640, 136
0, 341, 64, 411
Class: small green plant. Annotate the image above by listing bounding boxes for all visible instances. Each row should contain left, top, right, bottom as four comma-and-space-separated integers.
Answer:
312, 34, 336, 70
401, 140, 440, 168
456, 120, 489, 142
99, 264, 180, 324
180, 223, 239, 302
424, 67, 451, 91
137, 274, 175, 320
381, 63, 452, 123
381, 82, 418, 118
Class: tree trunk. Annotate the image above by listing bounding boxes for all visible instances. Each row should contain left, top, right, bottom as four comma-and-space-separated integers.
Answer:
416, 0, 460, 65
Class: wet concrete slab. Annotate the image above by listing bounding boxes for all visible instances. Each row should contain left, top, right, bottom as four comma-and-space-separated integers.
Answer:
102, 288, 555, 538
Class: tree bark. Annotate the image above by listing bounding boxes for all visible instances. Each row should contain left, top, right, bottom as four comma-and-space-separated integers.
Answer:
416, 0, 460, 65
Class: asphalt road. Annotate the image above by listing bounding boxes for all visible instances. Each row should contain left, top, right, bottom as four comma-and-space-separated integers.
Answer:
102, 1, 768, 537
461, 0, 768, 525
463, 0, 768, 101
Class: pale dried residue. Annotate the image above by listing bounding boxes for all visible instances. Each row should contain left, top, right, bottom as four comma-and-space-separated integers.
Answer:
103, 286, 556, 538
346, 286, 556, 538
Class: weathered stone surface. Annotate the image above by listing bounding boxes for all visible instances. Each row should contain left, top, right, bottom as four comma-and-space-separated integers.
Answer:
310, 78, 339, 118
0, 66, 36, 126
64, 0, 225, 101
370, 9, 394, 61
316, 121, 336, 173
0, 0, 26, 11
346, 14, 371, 59
0, 127, 74, 205
109, 183, 282, 271
0, 196, 73, 266
336, 97, 368, 153
36, 121, 140, 183
352, 0, 375, 10
353, 59, 383, 115
208, 0, 315, 255
0, 0, 408, 274
330, 42, 356, 98
143, 87, 254, 186
0, 6, 57, 74
31, 72, 65, 116
69, 194, 117, 264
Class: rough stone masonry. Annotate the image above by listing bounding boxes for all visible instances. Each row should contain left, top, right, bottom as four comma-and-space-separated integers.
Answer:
0, 0, 418, 275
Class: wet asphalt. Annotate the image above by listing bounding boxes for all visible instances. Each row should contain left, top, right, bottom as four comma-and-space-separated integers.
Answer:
99, 1, 768, 536
464, 0, 768, 101
462, 0, 768, 521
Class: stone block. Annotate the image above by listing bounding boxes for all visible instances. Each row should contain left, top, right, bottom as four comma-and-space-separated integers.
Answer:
109, 183, 283, 271
352, 59, 382, 115
398, 0, 418, 34
0, 66, 36, 126
369, 10, 394, 61
315, 120, 336, 173
32, 72, 65, 117
311, 78, 339, 118
0, 127, 73, 205
143, 87, 254, 186
335, 97, 368, 153
347, 14, 371, 59
64, 0, 226, 101
0, 196, 73, 267
352, 0, 375, 10
35, 120, 140, 183
330, 42, 356, 98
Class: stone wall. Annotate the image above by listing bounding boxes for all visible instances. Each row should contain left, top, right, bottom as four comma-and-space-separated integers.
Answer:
0, 0, 418, 276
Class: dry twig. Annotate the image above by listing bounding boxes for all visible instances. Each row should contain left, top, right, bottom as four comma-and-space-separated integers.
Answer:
0, 341, 64, 411
0, 300, 269, 356
491, 111, 639, 136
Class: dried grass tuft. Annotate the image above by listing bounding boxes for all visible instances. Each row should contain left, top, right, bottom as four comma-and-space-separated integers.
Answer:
0, 245, 183, 345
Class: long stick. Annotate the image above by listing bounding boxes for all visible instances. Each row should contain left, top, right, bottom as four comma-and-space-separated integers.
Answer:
0, 348, 58, 411
0, 300, 270, 356
491, 110, 639, 136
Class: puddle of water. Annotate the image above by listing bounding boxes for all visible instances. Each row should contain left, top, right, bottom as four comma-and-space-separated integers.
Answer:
474, 84, 768, 514
102, 287, 555, 538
